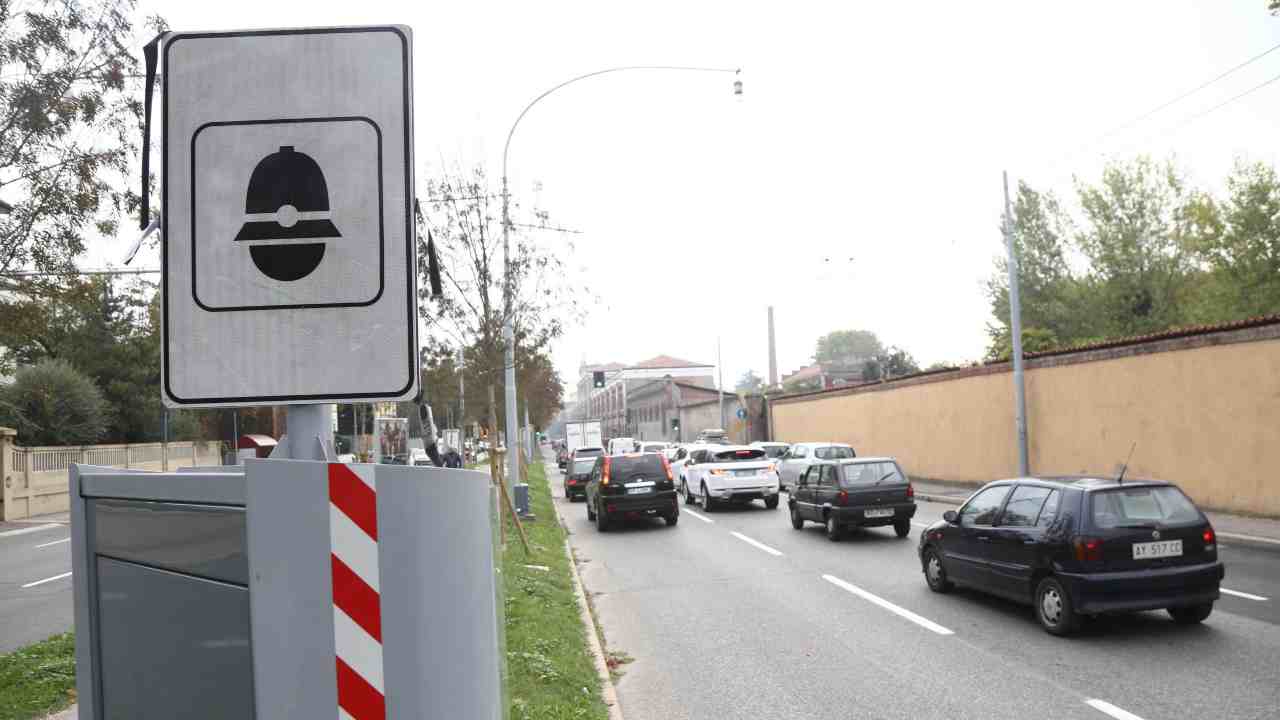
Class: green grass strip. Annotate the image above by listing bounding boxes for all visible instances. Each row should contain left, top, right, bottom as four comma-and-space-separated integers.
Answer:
0, 632, 76, 720
502, 459, 610, 720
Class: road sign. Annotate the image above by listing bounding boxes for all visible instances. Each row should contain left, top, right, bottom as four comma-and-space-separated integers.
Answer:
736, 407, 747, 420
161, 26, 418, 407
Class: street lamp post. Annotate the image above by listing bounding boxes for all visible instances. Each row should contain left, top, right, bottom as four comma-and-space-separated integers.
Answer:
500, 65, 739, 490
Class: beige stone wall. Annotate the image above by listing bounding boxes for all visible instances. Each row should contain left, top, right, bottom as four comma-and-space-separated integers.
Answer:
771, 327, 1280, 517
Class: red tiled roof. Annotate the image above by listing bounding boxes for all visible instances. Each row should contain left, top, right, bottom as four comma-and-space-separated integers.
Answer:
1017, 314, 1280, 361
630, 354, 711, 369
782, 365, 821, 382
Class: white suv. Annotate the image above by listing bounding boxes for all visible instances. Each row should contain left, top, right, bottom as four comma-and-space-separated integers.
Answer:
775, 442, 856, 491
681, 445, 780, 511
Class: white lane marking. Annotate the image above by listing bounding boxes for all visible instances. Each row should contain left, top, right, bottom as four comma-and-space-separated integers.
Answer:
822, 574, 954, 636
1085, 699, 1146, 720
731, 531, 783, 557
34, 537, 70, 549
1217, 531, 1280, 546
0, 523, 61, 539
22, 571, 72, 589
1221, 587, 1269, 602
683, 509, 713, 524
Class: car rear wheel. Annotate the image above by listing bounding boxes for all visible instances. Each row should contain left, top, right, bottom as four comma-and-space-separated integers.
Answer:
1168, 602, 1213, 625
790, 505, 804, 530
923, 549, 952, 593
681, 480, 696, 505
595, 502, 610, 532
586, 497, 596, 521
894, 519, 910, 538
825, 514, 842, 541
765, 496, 780, 510
664, 513, 678, 527
1035, 577, 1080, 636
701, 484, 715, 513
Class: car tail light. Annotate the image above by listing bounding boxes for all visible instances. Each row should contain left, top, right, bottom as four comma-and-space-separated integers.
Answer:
661, 456, 674, 481
1203, 528, 1215, 546
1073, 536, 1103, 562
837, 490, 848, 506
906, 484, 914, 499
709, 468, 727, 476
602, 457, 611, 485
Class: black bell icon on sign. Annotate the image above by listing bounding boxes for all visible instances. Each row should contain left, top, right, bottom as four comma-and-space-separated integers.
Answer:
233, 146, 341, 282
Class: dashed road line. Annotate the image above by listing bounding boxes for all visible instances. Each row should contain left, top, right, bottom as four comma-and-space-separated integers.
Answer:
683, 509, 713, 524
22, 572, 72, 589
1221, 587, 1269, 602
34, 537, 70, 549
822, 574, 954, 635
730, 531, 783, 556
0, 523, 60, 539
1085, 698, 1146, 720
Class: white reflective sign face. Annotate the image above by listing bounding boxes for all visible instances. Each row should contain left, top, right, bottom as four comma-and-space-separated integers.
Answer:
162, 27, 417, 407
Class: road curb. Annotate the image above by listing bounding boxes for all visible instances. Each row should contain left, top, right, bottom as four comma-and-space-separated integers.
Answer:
916, 493, 964, 506
553, 493, 625, 720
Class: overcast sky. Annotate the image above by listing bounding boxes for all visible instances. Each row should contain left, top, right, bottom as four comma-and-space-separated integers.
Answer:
121, 0, 1280, 398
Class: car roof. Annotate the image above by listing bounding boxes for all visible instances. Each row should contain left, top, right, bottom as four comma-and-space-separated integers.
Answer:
990, 476, 1173, 491
751, 441, 788, 447
706, 444, 766, 454
835, 456, 896, 464
795, 441, 851, 448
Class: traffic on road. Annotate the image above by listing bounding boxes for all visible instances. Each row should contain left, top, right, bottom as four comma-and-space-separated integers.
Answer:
542, 437, 1280, 720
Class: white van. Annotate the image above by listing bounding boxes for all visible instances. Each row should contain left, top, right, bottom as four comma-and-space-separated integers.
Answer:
607, 437, 638, 455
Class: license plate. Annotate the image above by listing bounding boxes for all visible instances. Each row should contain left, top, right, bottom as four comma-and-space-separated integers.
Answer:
627, 487, 652, 495
734, 469, 758, 476
864, 508, 894, 518
1133, 539, 1182, 559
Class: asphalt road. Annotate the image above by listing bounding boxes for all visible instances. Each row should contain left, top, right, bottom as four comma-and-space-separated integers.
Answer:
546, 450, 1280, 720
0, 521, 73, 653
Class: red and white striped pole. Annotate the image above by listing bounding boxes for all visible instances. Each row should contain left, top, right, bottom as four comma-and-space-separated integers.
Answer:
328, 463, 385, 720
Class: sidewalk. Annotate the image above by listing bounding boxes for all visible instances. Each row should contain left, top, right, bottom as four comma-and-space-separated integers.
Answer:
913, 479, 1280, 549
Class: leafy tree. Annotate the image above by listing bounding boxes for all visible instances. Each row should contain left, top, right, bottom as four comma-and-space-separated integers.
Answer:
0, 1, 161, 275
983, 326, 1062, 362
735, 370, 764, 393
1185, 159, 1280, 320
814, 329, 883, 365
1075, 157, 1197, 336
861, 346, 920, 381
0, 358, 106, 445
416, 167, 581, 431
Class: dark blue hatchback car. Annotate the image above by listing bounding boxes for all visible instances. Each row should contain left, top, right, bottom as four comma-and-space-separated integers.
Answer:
918, 476, 1224, 635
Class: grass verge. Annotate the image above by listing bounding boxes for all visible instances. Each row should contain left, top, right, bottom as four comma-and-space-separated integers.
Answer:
0, 633, 76, 720
501, 459, 610, 720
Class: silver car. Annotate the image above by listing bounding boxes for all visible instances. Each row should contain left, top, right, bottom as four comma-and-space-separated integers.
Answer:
775, 442, 856, 491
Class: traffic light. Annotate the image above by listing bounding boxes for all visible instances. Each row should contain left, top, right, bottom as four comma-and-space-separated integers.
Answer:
593, 371, 606, 388
671, 418, 680, 431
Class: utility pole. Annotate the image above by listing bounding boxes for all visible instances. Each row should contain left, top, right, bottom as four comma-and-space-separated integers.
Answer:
457, 348, 465, 439
524, 403, 532, 461
1003, 171, 1030, 476
717, 337, 725, 429
767, 306, 778, 388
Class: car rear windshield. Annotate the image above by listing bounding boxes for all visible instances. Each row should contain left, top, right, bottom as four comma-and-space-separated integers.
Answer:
571, 459, 596, 475
609, 455, 666, 482
711, 448, 766, 462
1090, 486, 1202, 528
760, 446, 788, 458
814, 446, 854, 460
641, 444, 665, 452
576, 448, 603, 458
840, 461, 905, 486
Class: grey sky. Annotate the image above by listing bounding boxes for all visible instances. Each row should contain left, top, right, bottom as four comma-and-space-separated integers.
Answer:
124, 0, 1280, 394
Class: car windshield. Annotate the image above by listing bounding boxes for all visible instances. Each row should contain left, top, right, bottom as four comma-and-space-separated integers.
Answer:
840, 461, 905, 486
571, 459, 596, 474
711, 449, 766, 462
609, 455, 666, 482
814, 446, 854, 460
576, 448, 603, 458
1090, 486, 1202, 528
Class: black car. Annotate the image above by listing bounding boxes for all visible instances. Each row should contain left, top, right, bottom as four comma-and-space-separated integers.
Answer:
586, 453, 678, 531
563, 456, 596, 501
788, 457, 916, 540
917, 477, 1224, 636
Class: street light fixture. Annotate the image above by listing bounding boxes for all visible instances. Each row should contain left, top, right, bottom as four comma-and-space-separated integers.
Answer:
499, 65, 740, 490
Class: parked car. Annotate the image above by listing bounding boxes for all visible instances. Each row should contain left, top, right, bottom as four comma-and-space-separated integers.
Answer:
789, 457, 915, 540
638, 441, 669, 454
585, 453, 679, 530
917, 476, 1224, 636
681, 445, 780, 511
775, 442, 856, 491
563, 456, 597, 501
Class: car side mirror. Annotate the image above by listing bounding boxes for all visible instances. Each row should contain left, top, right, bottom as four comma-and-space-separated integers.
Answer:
943, 510, 959, 524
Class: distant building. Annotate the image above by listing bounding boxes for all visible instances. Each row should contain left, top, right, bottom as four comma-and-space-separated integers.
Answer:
781, 361, 867, 392
574, 355, 715, 439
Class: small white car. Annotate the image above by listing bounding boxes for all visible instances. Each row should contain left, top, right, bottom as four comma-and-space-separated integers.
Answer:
775, 442, 856, 491
638, 441, 669, 455
607, 437, 637, 455
680, 445, 780, 511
